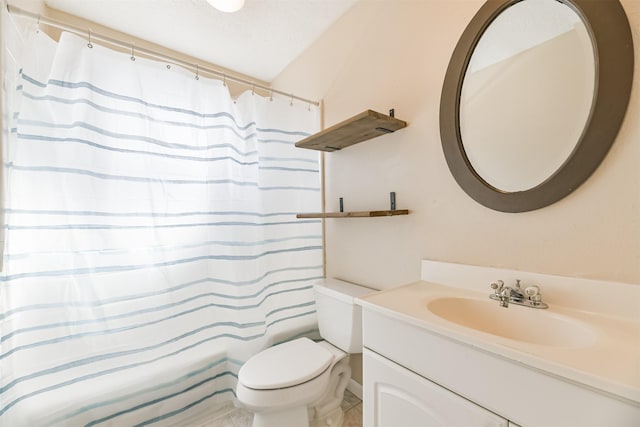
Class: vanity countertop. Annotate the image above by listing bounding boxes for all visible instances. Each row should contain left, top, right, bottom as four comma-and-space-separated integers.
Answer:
357, 280, 640, 405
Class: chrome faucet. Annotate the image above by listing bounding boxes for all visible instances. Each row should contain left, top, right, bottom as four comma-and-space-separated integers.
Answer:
490, 279, 548, 309
490, 280, 510, 307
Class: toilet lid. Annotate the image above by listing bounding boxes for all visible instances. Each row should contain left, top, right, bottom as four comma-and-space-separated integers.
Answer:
239, 337, 333, 390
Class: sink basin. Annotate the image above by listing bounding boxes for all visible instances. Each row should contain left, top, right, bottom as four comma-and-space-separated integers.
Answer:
427, 297, 596, 347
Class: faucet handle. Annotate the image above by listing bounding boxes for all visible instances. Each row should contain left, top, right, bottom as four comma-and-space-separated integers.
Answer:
525, 285, 539, 297
525, 285, 543, 304
490, 280, 504, 292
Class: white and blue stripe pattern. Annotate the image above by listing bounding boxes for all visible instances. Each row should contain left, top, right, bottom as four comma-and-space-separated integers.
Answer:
0, 31, 322, 426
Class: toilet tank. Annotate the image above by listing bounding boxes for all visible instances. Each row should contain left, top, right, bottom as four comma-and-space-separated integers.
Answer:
314, 279, 374, 353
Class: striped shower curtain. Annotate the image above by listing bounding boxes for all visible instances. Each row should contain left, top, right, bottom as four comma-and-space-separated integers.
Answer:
0, 29, 322, 426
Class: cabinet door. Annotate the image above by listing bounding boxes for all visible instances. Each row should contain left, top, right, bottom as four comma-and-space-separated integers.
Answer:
364, 349, 508, 427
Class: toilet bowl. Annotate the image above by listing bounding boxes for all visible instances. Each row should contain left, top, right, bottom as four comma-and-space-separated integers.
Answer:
236, 279, 372, 427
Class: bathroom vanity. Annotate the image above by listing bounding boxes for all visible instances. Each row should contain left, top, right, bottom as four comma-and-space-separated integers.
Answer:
357, 261, 640, 426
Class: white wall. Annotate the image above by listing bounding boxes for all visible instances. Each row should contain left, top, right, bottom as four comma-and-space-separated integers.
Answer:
274, 0, 640, 288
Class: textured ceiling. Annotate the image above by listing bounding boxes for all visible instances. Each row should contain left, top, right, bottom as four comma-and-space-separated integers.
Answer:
44, 0, 357, 82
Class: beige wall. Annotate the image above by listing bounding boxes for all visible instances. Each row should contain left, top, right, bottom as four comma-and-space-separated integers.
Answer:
274, 0, 640, 288
8, 0, 46, 15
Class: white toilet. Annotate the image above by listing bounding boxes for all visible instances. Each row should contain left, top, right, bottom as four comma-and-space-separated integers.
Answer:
236, 278, 372, 427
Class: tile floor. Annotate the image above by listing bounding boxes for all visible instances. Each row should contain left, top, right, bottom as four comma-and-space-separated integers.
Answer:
205, 389, 362, 427
340, 389, 363, 427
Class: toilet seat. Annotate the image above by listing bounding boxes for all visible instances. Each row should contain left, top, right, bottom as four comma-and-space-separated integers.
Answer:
236, 363, 332, 412
236, 338, 337, 413
238, 337, 334, 390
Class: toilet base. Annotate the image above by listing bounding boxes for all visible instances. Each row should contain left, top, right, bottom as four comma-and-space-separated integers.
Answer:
309, 350, 351, 427
310, 406, 344, 427
253, 406, 308, 427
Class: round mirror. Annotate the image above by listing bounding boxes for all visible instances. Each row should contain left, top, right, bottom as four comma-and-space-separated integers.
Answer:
460, 0, 595, 192
440, 0, 634, 212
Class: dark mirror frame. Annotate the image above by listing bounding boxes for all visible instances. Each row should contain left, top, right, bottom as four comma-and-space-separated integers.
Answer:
440, 0, 634, 213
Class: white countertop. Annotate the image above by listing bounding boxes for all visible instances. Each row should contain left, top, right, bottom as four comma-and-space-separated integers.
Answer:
357, 280, 640, 405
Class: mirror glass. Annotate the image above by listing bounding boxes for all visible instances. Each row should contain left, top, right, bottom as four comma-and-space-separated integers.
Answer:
459, 0, 595, 192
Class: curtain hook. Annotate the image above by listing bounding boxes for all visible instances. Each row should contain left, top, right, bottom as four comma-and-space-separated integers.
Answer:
130, 43, 136, 61
290, 94, 294, 107
308, 101, 311, 112
251, 82, 255, 96
87, 28, 93, 49
222, 74, 227, 87
195, 64, 199, 80
269, 89, 274, 102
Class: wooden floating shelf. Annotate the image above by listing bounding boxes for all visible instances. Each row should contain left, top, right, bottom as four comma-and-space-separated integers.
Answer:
296, 209, 409, 219
295, 109, 407, 152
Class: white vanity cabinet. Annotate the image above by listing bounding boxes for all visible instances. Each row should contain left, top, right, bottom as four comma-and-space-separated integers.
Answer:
363, 348, 507, 427
359, 262, 640, 426
361, 307, 640, 427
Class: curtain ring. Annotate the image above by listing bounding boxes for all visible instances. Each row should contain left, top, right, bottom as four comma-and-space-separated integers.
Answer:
87, 28, 93, 49
130, 43, 136, 61
195, 64, 199, 80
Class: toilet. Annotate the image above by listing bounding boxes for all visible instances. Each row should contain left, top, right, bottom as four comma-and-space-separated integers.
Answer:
236, 278, 372, 427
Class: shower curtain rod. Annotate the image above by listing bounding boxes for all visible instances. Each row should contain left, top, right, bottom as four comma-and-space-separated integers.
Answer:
6, 3, 320, 107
